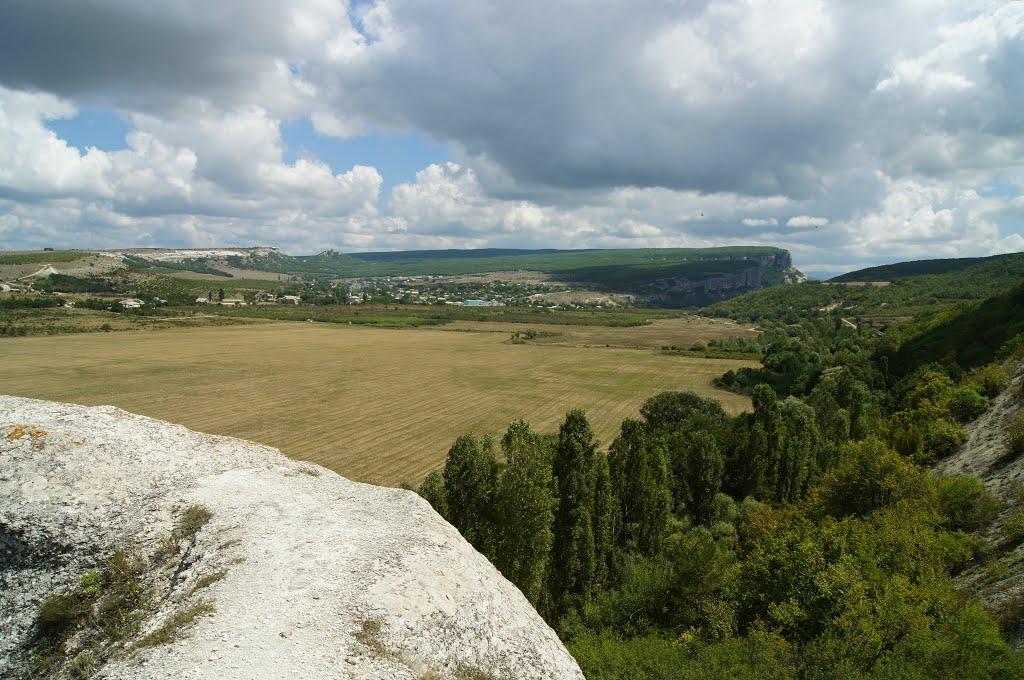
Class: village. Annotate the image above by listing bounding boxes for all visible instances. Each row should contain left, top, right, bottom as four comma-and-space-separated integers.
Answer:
1, 268, 634, 314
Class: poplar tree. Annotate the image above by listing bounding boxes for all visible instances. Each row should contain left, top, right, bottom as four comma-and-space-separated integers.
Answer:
443, 433, 498, 556
493, 420, 555, 605
609, 419, 671, 555
685, 431, 724, 524
776, 397, 821, 502
417, 468, 449, 520
741, 384, 784, 499
592, 452, 614, 589
550, 409, 598, 619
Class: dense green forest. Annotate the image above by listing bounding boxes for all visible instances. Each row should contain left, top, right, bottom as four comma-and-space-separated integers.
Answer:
32, 274, 114, 294
882, 280, 1024, 376
831, 252, 1024, 283
416, 279, 1024, 678
705, 252, 1024, 320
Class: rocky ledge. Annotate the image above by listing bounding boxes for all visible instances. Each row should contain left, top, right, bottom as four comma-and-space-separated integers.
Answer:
0, 395, 582, 679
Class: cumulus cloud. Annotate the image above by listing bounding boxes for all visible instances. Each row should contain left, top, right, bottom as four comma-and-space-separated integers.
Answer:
0, 86, 382, 252
786, 216, 829, 228
0, 0, 1021, 269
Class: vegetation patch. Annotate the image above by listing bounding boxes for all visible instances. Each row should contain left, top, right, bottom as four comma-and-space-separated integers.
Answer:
189, 570, 227, 595
1003, 487, 1024, 545
28, 551, 149, 677
134, 599, 215, 649
33, 275, 114, 294
353, 618, 388, 658
23, 505, 221, 676
1007, 414, 1024, 462
177, 505, 213, 541
710, 252, 1024, 322
0, 250, 89, 265
153, 504, 213, 563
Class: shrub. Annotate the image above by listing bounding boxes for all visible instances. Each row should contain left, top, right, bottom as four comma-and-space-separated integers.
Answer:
938, 475, 1000, 532
710, 520, 738, 541
30, 549, 149, 675
68, 651, 98, 679
96, 551, 147, 641
994, 590, 1024, 638
79, 571, 103, 599
889, 419, 924, 460
949, 386, 989, 422
134, 599, 215, 648
810, 439, 934, 518
922, 419, 968, 462
153, 506, 213, 564
711, 493, 738, 525
1007, 414, 1024, 460
997, 333, 1024, 361
968, 363, 1009, 398
1003, 509, 1024, 544
583, 527, 735, 636
35, 592, 92, 641
177, 505, 213, 540
902, 369, 955, 410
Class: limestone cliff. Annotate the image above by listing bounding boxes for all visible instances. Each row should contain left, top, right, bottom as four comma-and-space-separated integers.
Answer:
0, 396, 583, 679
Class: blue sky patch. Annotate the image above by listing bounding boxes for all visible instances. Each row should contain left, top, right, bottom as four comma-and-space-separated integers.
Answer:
281, 117, 454, 198
46, 107, 130, 152
979, 179, 1021, 199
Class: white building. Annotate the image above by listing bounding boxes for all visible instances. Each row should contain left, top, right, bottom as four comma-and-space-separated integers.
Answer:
279, 295, 301, 304
120, 298, 144, 309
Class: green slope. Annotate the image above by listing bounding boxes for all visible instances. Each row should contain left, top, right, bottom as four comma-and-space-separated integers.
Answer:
708, 252, 1024, 320
886, 279, 1024, 374
831, 252, 1024, 282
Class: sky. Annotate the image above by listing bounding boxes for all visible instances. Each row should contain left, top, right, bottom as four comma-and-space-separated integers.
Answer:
0, 1, 1022, 276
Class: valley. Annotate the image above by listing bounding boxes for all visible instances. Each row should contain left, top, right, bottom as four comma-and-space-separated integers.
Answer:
0, 321, 754, 485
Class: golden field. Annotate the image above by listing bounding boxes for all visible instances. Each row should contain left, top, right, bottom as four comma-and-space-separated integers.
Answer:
0, 322, 754, 485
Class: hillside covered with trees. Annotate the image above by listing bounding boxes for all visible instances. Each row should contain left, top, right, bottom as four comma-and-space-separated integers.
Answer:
831, 252, 1024, 283
415, 277, 1024, 678
705, 251, 1024, 320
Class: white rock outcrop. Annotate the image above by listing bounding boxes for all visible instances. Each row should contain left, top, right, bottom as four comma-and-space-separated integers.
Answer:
0, 395, 583, 679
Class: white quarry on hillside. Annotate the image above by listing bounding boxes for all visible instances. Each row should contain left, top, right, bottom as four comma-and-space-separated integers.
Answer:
0, 395, 583, 679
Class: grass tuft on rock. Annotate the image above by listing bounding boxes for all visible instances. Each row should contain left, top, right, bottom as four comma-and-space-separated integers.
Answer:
135, 599, 215, 649
354, 618, 388, 658
29, 550, 149, 676
189, 569, 227, 595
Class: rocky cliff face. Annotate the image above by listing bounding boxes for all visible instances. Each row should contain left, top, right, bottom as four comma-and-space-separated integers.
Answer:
647, 252, 805, 306
0, 396, 583, 679
936, 362, 1024, 643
